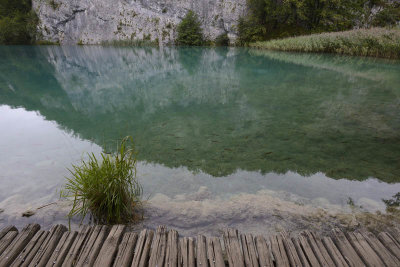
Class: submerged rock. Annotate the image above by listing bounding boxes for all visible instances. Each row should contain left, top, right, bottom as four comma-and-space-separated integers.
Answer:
22, 210, 36, 217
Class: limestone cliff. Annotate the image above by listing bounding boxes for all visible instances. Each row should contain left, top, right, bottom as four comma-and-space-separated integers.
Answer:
32, 0, 247, 45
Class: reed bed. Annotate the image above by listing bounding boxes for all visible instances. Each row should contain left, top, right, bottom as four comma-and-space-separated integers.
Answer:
250, 27, 400, 59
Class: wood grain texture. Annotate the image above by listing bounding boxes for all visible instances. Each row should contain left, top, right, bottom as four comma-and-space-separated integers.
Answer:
360, 231, 399, 267
303, 231, 335, 267
331, 228, 364, 267
206, 237, 225, 267
148, 226, 167, 267
12, 230, 48, 267
321, 236, 348, 267
166, 230, 179, 267
131, 229, 154, 267
62, 225, 92, 267
255, 236, 274, 267
270, 234, 290, 267
346, 232, 384, 267
94, 224, 125, 267
281, 232, 304, 267
0, 231, 18, 256
113, 232, 138, 267
0, 226, 17, 241
223, 229, 245, 267
46, 231, 77, 267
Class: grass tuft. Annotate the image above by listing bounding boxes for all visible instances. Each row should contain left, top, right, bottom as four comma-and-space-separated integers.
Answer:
61, 136, 142, 225
250, 27, 400, 59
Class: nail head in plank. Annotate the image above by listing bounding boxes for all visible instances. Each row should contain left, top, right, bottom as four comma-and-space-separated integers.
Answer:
0, 223, 40, 266
11, 230, 48, 267
197, 235, 208, 267
255, 236, 273, 267
113, 232, 138, 267
0, 231, 18, 256
46, 231, 78, 267
207, 237, 224, 267
94, 224, 126, 267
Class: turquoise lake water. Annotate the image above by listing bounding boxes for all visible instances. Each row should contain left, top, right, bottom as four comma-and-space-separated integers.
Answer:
0, 46, 399, 232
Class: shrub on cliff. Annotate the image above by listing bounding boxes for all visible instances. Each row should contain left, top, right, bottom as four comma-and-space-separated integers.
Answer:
176, 10, 204, 46
0, 0, 38, 44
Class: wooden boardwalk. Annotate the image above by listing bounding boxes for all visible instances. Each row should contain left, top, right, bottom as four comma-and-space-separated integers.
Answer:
0, 224, 399, 266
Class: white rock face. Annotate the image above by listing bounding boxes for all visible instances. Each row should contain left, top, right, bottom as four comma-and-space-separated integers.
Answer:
32, 0, 247, 45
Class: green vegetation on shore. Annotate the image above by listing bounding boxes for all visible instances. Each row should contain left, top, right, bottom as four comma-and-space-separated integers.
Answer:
176, 10, 204, 46
0, 0, 38, 44
61, 137, 143, 225
250, 28, 400, 59
238, 0, 400, 45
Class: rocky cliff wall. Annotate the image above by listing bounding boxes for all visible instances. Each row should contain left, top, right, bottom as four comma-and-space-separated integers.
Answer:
32, 0, 247, 45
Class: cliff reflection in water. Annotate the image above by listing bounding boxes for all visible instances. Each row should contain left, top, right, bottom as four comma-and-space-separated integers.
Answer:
0, 46, 399, 183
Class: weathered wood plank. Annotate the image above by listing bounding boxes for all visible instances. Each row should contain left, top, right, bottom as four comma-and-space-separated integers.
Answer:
62, 225, 92, 267
165, 230, 179, 267
321, 236, 349, 267
11, 230, 48, 267
270, 234, 290, 267
291, 238, 311, 267
207, 237, 224, 267
377, 232, 400, 260
0, 226, 17, 241
94, 224, 125, 267
360, 231, 399, 267
148, 225, 167, 267
76, 225, 109, 266
46, 231, 78, 267
0, 223, 40, 266
281, 232, 304, 267
180, 237, 195, 267
196, 235, 208, 267
29, 224, 67, 267
113, 232, 138, 267
254, 236, 273, 267
0, 231, 18, 256
331, 228, 364, 267
303, 231, 335, 267
241, 234, 258, 267
346, 232, 384, 267
131, 229, 154, 267
223, 229, 245, 267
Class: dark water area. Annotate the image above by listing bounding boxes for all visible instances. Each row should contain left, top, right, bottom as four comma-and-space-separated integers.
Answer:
0, 46, 399, 233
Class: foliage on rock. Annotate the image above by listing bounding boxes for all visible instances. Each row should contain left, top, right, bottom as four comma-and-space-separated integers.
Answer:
176, 10, 204, 46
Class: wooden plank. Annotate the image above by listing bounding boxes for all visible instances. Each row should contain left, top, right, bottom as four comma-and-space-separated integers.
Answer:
292, 238, 311, 267
270, 235, 290, 267
377, 232, 400, 260
206, 237, 224, 267
76, 225, 109, 266
131, 229, 154, 267
148, 225, 167, 267
303, 231, 335, 266
240, 234, 258, 267
180, 237, 195, 267
29, 224, 67, 267
280, 232, 304, 267
321, 236, 349, 267
165, 230, 179, 267
223, 229, 245, 267
113, 232, 138, 267
254, 236, 273, 267
196, 235, 208, 267
62, 225, 92, 267
94, 224, 125, 266
46, 231, 78, 267
0, 226, 17, 241
0, 231, 18, 256
360, 231, 399, 267
11, 230, 48, 267
0, 223, 40, 266
346, 232, 384, 267
331, 228, 364, 267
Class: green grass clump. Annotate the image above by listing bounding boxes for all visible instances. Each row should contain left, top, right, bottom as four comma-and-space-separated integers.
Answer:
61, 136, 142, 225
250, 28, 400, 59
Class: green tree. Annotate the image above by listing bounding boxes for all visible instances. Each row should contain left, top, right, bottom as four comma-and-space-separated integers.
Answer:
0, 0, 38, 44
176, 10, 204, 46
